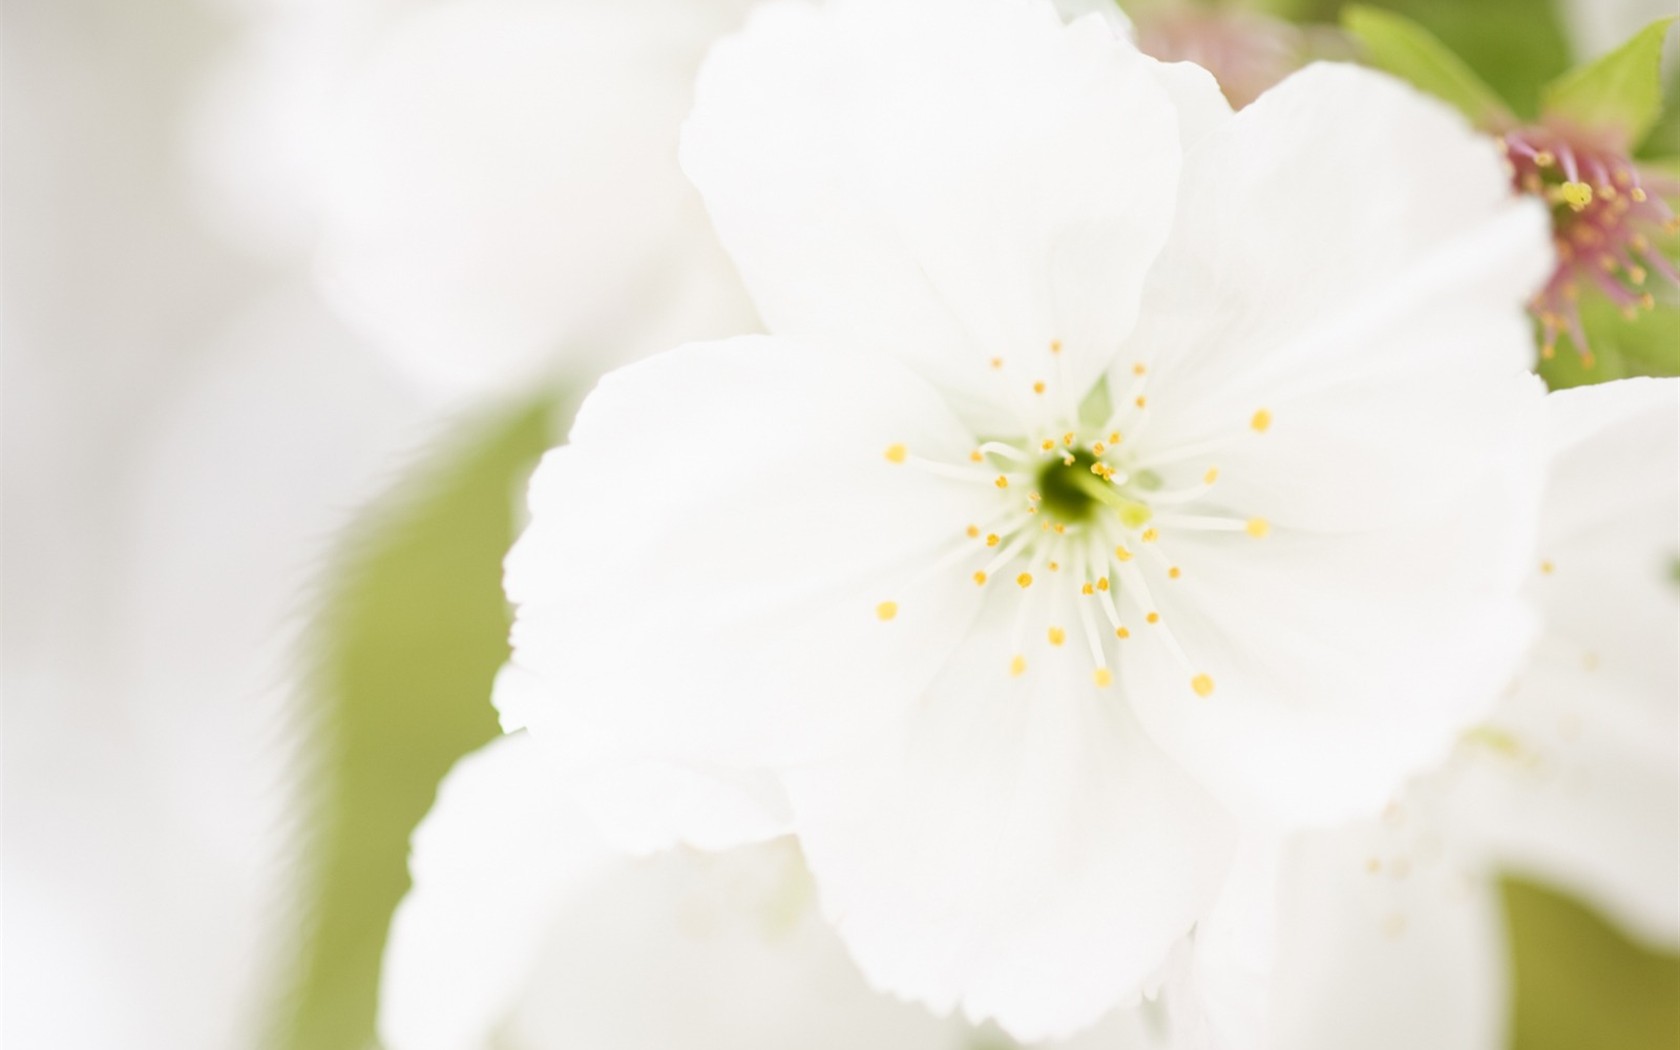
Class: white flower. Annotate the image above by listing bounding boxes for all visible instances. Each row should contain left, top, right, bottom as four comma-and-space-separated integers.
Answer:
379, 733, 1174, 1050
1173, 377, 1680, 1050
502, 0, 1552, 1037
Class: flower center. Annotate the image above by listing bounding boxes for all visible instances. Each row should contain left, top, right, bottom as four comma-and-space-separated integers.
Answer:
1502, 125, 1679, 362
877, 352, 1278, 700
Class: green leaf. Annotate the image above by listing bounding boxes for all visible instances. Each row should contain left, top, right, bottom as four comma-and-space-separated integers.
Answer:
1505, 878, 1680, 1050
1541, 18, 1677, 150
1342, 5, 1515, 127
264, 396, 557, 1050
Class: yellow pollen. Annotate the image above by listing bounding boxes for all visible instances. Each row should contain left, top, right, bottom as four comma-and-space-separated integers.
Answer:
1245, 517, 1270, 538
1134, 396, 1148, 409
995, 476, 1009, 489
1097, 577, 1109, 591
973, 571, 988, 586
876, 601, 899, 621
1534, 150, 1555, 167
884, 443, 907, 464
1010, 654, 1028, 677
1052, 523, 1066, 535
1032, 381, 1047, 395
1540, 559, 1554, 575
1062, 432, 1075, 447
1115, 626, 1131, 639
986, 533, 1001, 547
1029, 492, 1042, 502
966, 524, 980, 538
1191, 673, 1215, 697
1093, 668, 1113, 687
1146, 611, 1161, 624
1082, 582, 1094, 595
1630, 265, 1648, 285
990, 357, 1004, 370
1050, 340, 1063, 354
1108, 431, 1121, 444
1168, 566, 1182, 579
1141, 528, 1159, 543
1132, 362, 1147, 376
1251, 408, 1273, 433
1017, 572, 1034, 589
1559, 181, 1593, 210
1115, 545, 1133, 561
1047, 626, 1067, 646
1048, 561, 1060, 572
1092, 442, 1106, 455
1203, 467, 1219, 484
1631, 187, 1648, 203
1041, 439, 1056, 451
969, 449, 983, 462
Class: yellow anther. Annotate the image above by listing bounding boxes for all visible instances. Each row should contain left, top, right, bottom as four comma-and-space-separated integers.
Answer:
1017, 572, 1034, 589
1115, 545, 1133, 562
1093, 668, 1113, 688
1029, 492, 1042, 502
966, 524, 980, 538
1534, 150, 1555, 167
1203, 467, 1219, 485
1141, 528, 1159, 543
884, 444, 908, 464
1146, 611, 1160, 624
1041, 439, 1056, 451
1081, 582, 1094, 595
1047, 626, 1067, 646
990, 357, 1004, 370
1010, 654, 1028, 677
1091, 442, 1106, 455
1631, 187, 1648, 203
1132, 362, 1147, 376
1629, 265, 1648, 285
1115, 626, 1131, 639
876, 601, 899, 621
995, 476, 1009, 489
1540, 559, 1554, 575
970, 449, 983, 463
1062, 432, 1075, 447
1583, 350, 1599, 368
1640, 292, 1656, 310
986, 533, 1000, 547
1245, 517, 1270, 538
1251, 408, 1273, 433
1032, 380, 1047, 395
1190, 673, 1215, 697
973, 571, 988, 586
1168, 566, 1182, 579
1134, 396, 1148, 409
1052, 523, 1066, 535
1048, 561, 1060, 572
1108, 431, 1121, 445
1050, 340, 1063, 354
1559, 181, 1593, 210
1097, 577, 1109, 591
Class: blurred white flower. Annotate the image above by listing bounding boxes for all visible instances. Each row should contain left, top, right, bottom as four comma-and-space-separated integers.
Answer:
1174, 377, 1680, 1050
499, 0, 1553, 1038
380, 732, 1176, 1050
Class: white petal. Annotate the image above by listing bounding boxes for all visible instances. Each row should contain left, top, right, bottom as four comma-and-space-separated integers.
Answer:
1441, 378, 1680, 945
506, 336, 995, 776
783, 597, 1237, 1042
1120, 62, 1552, 533
681, 0, 1184, 432
315, 0, 757, 397
1108, 63, 1552, 825
379, 734, 621, 1050
1184, 817, 1506, 1050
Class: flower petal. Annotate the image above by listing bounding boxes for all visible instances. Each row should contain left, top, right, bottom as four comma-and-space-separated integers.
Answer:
681, 0, 1184, 432
507, 336, 995, 776
316, 0, 756, 396
379, 734, 620, 1050
1440, 378, 1680, 945
783, 597, 1237, 1042
1119, 62, 1552, 533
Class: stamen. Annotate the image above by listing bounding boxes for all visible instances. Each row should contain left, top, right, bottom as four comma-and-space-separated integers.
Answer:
1191, 673, 1216, 697
1250, 408, 1272, 433
884, 444, 908, 464
876, 601, 899, 621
